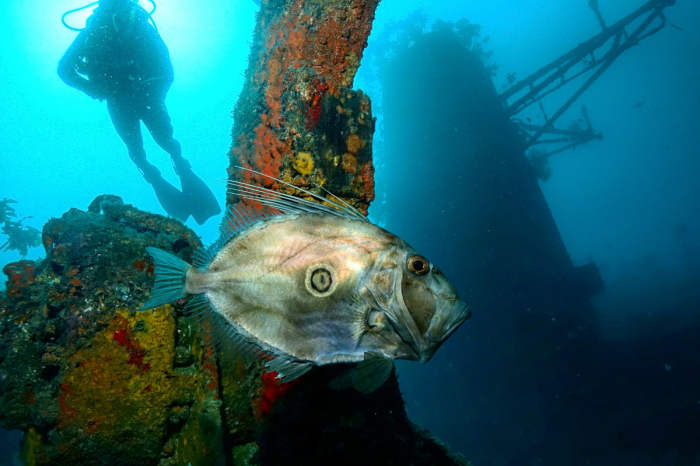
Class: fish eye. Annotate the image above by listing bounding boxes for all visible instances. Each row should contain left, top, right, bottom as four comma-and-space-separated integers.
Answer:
407, 255, 430, 275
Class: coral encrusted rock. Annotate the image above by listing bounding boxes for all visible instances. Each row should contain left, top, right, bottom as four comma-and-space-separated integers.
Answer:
0, 195, 226, 465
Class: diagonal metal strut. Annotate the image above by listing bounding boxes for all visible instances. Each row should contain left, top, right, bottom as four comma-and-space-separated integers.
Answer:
502, 0, 676, 149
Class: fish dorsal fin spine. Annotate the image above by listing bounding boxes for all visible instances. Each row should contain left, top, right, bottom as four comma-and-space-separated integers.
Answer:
227, 166, 370, 224
219, 203, 276, 242
193, 204, 276, 268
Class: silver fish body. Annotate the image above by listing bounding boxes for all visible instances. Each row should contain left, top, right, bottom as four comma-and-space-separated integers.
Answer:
141, 171, 470, 393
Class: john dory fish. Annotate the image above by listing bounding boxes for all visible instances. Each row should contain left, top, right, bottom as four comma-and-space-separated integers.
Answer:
140, 169, 470, 393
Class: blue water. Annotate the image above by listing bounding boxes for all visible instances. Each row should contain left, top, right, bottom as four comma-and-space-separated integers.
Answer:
2, 0, 699, 464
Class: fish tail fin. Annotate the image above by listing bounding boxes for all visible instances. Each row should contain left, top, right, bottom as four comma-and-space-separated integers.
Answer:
139, 247, 191, 311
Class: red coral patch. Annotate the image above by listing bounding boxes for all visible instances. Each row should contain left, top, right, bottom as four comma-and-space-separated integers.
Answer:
112, 321, 150, 373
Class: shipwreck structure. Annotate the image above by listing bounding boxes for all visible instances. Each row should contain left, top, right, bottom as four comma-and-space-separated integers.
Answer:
508, 0, 676, 160
0, 0, 679, 464
374, 0, 677, 464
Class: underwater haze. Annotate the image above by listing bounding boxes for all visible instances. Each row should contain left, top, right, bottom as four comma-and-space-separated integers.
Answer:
2, 0, 700, 465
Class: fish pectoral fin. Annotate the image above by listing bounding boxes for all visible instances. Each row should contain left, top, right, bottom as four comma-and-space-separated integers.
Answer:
337, 293, 370, 341
351, 352, 394, 393
327, 368, 354, 391
266, 357, 313, 383
328, 352, 394, 394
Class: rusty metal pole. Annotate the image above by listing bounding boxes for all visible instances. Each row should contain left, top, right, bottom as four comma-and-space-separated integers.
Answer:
228, 0, 379, 214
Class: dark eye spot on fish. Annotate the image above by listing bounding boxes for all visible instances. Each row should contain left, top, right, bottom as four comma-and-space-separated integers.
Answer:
305, 264, 338, 297
407, 256, 429, 275
311, 268, 332, 292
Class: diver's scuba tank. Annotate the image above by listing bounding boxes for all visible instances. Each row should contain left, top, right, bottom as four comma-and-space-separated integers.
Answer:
67, 0, 168, 97
61, 0, 157, 32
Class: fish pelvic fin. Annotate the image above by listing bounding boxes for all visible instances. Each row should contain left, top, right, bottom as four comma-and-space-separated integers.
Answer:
139, 247, 191, 311
328, 352, 394, 394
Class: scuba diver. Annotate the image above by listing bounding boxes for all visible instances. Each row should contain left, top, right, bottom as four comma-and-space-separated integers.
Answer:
58, 0, 220, 224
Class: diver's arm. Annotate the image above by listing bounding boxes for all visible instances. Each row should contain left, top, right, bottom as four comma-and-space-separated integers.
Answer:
57, 33, 102, 100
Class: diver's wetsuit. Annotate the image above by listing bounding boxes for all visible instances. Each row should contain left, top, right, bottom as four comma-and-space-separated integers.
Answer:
58, 1, 220, 224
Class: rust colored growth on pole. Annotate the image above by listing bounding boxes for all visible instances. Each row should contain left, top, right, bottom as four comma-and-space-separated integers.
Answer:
229, 0, 379, 214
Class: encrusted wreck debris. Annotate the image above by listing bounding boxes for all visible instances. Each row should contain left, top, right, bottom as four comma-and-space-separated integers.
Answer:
0, 196, 228, 465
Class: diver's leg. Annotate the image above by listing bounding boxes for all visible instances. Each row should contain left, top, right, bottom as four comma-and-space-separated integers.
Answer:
106, 99, 160, 180
141, 96, 221, 225
140, 97, 189, 173
108, 99, 190, 222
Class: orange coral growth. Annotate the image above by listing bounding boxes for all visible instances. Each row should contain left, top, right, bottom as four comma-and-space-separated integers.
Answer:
346, 133, 363, 154
43, 222, 65, 248
69, 277, 86, 296
132, 259, 148, 271
2, 260, 35, 298
306, 1, 379, 95
249, 114, 288, 187
342, 152, 357, 175
57, 383, 78, 428
69, 278, 84, 288
260, 16, 310, 130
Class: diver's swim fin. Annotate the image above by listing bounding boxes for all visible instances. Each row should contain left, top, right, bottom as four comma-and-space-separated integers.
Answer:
177, 163, 221, 225
146, 174, 190, 222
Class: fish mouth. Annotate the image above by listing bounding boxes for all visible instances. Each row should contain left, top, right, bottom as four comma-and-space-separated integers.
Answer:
426, 299, 471, 345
